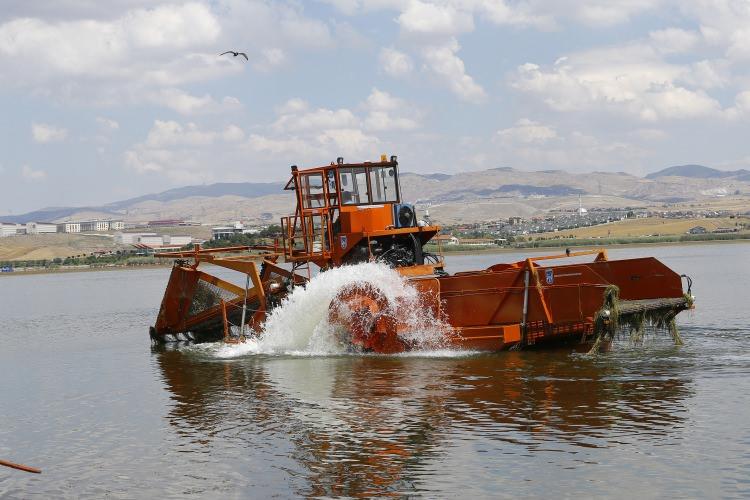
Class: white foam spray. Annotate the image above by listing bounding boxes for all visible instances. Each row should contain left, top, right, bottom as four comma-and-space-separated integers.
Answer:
200, 262, 454, 358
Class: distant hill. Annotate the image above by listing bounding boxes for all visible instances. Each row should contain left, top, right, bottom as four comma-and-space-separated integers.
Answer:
646, 164, 750, 180
107, 181, 285, 209
5, 165, 750, 225
0, 207, 111, 224
2, 181, 287, 223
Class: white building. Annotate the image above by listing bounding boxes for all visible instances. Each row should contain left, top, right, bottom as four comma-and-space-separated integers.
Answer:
62, 219, 126, 232
115, 232, 192, 248
26, 222, 58, 234
212, 221, 259, 240
433, 234, 459, 245
138, 235, 166, 247
57, 222, 81, 233
115, 232, 157, 245
0, 222, 21, 237
164, 235, 192, 247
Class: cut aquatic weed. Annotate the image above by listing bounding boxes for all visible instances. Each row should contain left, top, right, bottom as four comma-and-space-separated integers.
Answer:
587, 284, 685, 355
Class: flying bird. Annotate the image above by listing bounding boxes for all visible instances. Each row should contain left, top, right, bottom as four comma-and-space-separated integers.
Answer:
220, 51, 248, 61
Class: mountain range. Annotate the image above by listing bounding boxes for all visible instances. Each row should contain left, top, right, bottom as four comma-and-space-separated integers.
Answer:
4, 164, 749, 225
645, 164, 750, 181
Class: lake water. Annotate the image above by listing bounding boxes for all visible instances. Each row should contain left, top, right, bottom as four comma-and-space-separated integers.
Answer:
1, 242, 749, 498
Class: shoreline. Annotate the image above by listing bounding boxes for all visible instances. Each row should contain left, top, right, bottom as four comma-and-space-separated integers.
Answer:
2, 237, 748, 277
0, 263, 173, 277
427, 236, 750, 256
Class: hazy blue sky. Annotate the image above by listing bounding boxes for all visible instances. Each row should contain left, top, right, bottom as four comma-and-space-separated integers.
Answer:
2, 0, 749, 214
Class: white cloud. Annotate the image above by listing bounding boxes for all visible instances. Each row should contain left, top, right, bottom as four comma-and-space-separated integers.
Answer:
277, 98, 310, 114
362, 88, 419, 131
572, 0, 658, 26
726, 90, 750, 119
253, 48, 287, 72
0, 3, 222, 81
272, 106, 359, 132
124, 150, 164, 174
316, 128, 379, 156
512, 43, 725, 121
492, 124, 644, 171
144, 120, 243, 147
479, 0, 555, 29
631, 128, 668, 141
277, 9, 333, 48
96, 117, 119, 130
124, 2, 221, 49
649, 28, 702, 54
249, 93, 386, 158
149, 88, 242, 115
421, 38, 486, 103
31, 122, 67, 143
364, 88, 403, 111
497, 119, 558, 144
379, 47, 413, 77
21, 165, 47, 181
682, 0, 750, 62
398, 1, 473, 37
247, 134, 318, 156
0, 0, 339, 107
125, 120, 246, 183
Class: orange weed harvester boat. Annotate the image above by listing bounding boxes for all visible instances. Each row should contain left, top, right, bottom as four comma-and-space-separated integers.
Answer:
150, 155, 694, 353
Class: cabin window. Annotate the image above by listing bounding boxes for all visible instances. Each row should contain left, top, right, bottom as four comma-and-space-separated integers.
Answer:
326, 170, 338, 206
339, 167, 370, 205
300, 173, 325, 209
368, 166, 398, 203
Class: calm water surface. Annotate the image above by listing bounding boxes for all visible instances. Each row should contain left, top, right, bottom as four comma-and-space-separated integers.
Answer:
1, 242, 749, 498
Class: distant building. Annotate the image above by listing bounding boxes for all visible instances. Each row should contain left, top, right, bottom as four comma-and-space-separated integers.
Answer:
211, 222, 258, 240
117, 232, 193, 249
0, 222, 22, 237
165, 235, 192, 247
57, 222, 81, 233
116, 232, 157, 245
138, 235, 165, 247
713, 227, 738, 234
57, 219, 124, 233
508, 217, 523, 225
460, 238, 496, 246
25, 222, 57, 234
433, 234, 459, 245
147, 219, 185, 227
688, 226, 706, 235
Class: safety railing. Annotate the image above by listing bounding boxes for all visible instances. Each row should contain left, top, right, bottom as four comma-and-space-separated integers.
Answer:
280, 212, 332, 261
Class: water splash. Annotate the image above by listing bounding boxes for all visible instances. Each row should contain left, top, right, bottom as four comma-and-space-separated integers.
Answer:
193, 262, 455, 358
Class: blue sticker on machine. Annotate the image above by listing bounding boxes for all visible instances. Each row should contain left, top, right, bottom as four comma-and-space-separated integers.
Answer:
339, 235, 348, 250
545, 268, 554, 284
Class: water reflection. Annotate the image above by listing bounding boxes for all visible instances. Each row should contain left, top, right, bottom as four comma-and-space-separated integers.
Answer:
154, 346, 692, 496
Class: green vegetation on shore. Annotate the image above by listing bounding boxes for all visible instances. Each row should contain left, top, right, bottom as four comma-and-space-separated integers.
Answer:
0, 253, 162, 271
200, 225, 282, 249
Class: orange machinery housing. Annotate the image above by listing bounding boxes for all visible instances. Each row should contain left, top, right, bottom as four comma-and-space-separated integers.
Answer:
150, 155, 693, 353
280, 155, 440, 273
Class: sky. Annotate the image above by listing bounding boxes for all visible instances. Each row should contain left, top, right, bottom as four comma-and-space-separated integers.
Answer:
1, 0, 750, 214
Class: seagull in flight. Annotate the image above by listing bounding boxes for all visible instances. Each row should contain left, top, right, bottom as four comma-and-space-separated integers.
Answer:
220, 50, 248, 61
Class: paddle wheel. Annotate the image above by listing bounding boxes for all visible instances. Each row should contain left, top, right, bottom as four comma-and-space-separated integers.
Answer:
150, 155, 694, 352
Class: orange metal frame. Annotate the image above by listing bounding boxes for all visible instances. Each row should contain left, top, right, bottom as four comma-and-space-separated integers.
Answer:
151, 156, 691, 353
